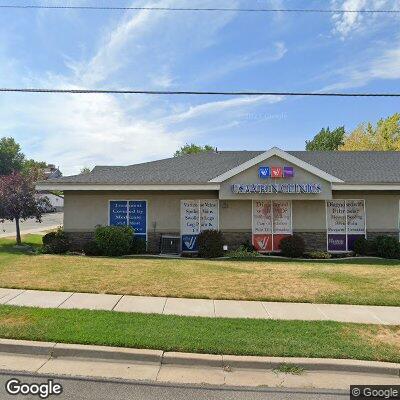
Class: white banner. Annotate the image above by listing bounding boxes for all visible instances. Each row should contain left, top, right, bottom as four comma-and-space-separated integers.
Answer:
272, 201, 292, 234
252, 200, 272, 234
200, 200, 219, 231
326, 200, 346, 234
180, 200, 200, 235
346, 200, 366, 234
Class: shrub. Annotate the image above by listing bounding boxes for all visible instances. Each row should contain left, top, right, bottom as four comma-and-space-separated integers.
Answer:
353, 237, 377, 256
279, 235, 305, 258
305, 251, 331, 259
42, 228, 70, 254
197, 230, 224, 258
83, 240, 101, 256
130, 236, 147, 254
42, 231, 57, 246
94, 226, 134, 256
373, 235, 400, 259
227, 245, 260, 259
241, 239, 255, 252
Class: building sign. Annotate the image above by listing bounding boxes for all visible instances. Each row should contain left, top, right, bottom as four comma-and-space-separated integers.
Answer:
252, 200, 292, 252
180, 200, 219, 252
326, 199, 365, 252
109, 200, 147, 241
232, 183, 322, 194
258, 165, 294, 179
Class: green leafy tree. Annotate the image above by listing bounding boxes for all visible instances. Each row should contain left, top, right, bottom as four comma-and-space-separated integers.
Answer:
174, 144, 215, 157
0, 171, 50, 245
305, 127, 345, 151
80, 167, 91, 174
340, 113, 400, 151
0, 137, 25, 175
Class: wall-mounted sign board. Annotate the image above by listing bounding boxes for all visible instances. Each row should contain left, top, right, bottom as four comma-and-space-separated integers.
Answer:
109, 200, 147, 241
180, 200, 219, 252
326, 199, 365, 252
252, 200, 292, 252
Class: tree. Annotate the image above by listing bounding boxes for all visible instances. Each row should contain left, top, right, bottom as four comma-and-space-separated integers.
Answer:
0, 137, 25, 175
80, 167, 91, 174
0, 172, 49, 245
340, 113, 400, 151
174, 144, 215, 157
305, 127, 345, 151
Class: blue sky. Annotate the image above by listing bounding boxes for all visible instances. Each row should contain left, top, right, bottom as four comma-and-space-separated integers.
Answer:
0, 0, 399, 175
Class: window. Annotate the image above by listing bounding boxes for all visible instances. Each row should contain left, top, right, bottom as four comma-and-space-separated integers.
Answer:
180, 200, 219, 252
252, 200, 292, 252
109, 200, 147, 241
326, 199, 366, 252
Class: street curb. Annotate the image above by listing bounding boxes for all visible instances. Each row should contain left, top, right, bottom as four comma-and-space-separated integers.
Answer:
0, 339, 399, 376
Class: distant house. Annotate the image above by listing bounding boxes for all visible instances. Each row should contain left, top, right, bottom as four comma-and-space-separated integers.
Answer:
37, 164, 64, 212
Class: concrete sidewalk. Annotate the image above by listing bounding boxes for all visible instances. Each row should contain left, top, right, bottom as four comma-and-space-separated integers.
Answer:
0, 287, 399, 325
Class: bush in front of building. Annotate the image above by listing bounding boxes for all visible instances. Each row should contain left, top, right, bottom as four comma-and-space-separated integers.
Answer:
279, 235, 305, 258
94, 226, 134, 256
373, 235, 400, 259
83, 240, 102, 256
304, 250, 331, 259
130, 236, 147, 254
197, 230, 224, 258
42, 227, 70, 254
227, 245, 260, 259
353, 237, 377, 256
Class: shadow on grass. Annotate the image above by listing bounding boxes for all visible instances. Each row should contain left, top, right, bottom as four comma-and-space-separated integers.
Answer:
0, 234, 43, 255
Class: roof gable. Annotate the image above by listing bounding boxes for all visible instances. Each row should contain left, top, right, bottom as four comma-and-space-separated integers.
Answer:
209, 147, 343, 183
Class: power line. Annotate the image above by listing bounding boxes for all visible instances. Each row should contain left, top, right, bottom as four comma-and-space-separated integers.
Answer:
0, 88, 399, 96
0, 4, 399, 13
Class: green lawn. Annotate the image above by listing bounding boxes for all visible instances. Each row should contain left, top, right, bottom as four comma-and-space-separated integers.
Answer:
0, 305, 398, 363
0, 234, 400, 306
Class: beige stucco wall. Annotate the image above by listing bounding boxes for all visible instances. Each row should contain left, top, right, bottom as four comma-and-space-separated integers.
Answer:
63, 190, 400, 234
219, 155, 332, 200
64, 190, 218, 232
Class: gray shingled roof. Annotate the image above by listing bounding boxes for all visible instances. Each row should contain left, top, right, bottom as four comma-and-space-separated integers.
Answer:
42, 151, 400, 185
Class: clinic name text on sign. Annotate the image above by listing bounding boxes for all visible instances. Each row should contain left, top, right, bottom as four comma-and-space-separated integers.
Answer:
231, 183, 322, 194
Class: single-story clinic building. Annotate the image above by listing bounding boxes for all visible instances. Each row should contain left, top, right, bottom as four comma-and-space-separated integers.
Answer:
36, 147, 400, 254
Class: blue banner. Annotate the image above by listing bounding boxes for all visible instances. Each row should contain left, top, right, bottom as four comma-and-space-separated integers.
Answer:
181, 234, 198, 252
128, 201, 147, 235
109, 201, 128, 226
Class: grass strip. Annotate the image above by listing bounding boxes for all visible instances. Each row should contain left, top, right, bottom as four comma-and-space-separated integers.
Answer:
0, 305, 398, 363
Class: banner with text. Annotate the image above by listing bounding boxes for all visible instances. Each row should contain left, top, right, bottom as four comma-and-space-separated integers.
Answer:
252, 200, 292, 252
326, 199, 365, 251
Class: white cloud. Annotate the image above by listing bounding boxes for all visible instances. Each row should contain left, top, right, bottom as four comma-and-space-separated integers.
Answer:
330, 0, 398, 37
1, 0, 288, 175
200, 42, 287, 82
321, 38, 400, 90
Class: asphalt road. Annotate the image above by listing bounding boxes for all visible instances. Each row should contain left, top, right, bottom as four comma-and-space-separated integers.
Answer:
0, 212, 63, 237
0, 372, 347, 400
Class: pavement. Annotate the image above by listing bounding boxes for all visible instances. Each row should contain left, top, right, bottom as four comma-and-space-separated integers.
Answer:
0, 212, 63, 238
0, 339, 398, 395
1, 287, 399, 324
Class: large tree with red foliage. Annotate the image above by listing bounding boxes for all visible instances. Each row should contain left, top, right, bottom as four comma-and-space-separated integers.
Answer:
0, 171, 49, 245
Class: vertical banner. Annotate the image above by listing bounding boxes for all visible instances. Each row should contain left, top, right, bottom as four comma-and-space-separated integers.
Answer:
109, 201, 128, 226
346, 199, 366, 250
326, 200, 347, 251
181, 200, 200, 252
128, 200, 147, 240
272, 201, 292, 251
252, 200, 273, 252
200, 200, 219, 231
